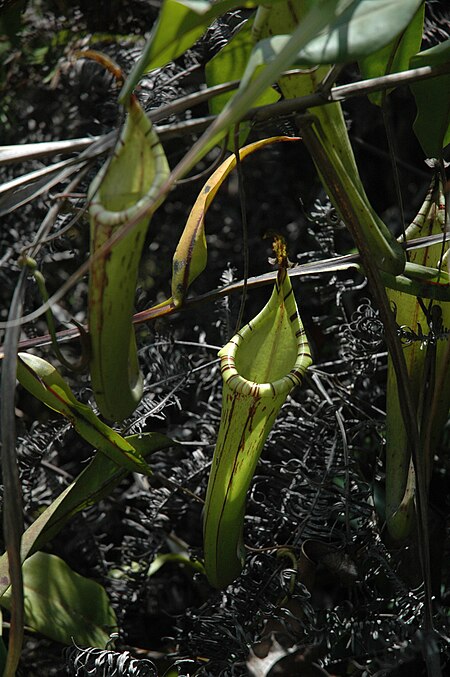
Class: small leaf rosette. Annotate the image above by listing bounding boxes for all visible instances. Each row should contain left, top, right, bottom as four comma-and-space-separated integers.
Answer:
203, 268, 312, 588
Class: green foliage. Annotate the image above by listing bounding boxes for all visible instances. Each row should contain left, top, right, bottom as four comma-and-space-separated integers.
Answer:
385, 176, 450, 539
2, 0, 450, 670
205, 19, 280, 145
120, 0, 275, 102
410, 38, 450, 156
1, 552, 117, 647
0, 433, 174, 597
359, 3, 424, 105
16, 353, 154, 475
246, 0, 424, 72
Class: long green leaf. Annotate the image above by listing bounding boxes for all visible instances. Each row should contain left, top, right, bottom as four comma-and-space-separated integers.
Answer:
241, 0, 423, 75
0, 434, 173, 597
205, 18, 279, 146
124, 0, 338, 181
386, 176, 450, 539
0, 270, 27, 676
16, 353, 153, 475
253, 0, 405, 275
119, 0, 275, 103
1, 552, 117, 647
149, 0, 422, 215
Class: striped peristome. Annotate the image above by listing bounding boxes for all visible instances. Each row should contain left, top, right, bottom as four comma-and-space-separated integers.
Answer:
218, 268, 311, 398
89, 98, 168, 226
406, 173, 445, 240
203, 266, 312, 589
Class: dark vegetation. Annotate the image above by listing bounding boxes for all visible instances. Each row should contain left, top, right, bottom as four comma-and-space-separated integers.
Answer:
1, 1, 450, 675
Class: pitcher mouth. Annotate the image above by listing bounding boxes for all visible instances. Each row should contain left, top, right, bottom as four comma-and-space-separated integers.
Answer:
219, 327, 311, 398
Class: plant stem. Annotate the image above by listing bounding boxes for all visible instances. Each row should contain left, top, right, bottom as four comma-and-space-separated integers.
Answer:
1, 270, 27, 676
297, 116, 438, 673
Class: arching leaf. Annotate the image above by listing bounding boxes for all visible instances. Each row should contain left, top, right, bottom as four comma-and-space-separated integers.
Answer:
0, 434, 173, 596
241, 0, 423, 82
205, 18, 280, 146
119, 0, 277, 103
17, 353, 153, 476
171, 136, 298, 307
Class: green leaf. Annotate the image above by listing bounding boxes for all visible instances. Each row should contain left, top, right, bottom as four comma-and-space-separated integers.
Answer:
385, 176, 450, 539
17, 353, 154, 475
0, 552, 117, 647
157, 0, 339, 195
410, 39, 450, 157
180, 0, 422, 178
205, 19, 279, 128
359, 3, 424, 105
119, 0, 273, 103
0, 434, 174, 596
246, 0, 423, 71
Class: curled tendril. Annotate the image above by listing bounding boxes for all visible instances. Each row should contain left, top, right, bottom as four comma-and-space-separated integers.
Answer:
64, 646, 157, 677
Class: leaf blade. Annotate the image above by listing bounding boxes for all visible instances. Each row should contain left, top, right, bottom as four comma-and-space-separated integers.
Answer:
1, 553, 117, 647
359, 3, 424, 105
17, 353, 154, 475
0, 434, 174, 597
119, 0, 273, 103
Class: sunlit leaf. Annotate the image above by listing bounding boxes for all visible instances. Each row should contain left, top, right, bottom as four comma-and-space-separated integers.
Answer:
205, 19, 279, 146
1, 553, 117, 647
17, 353, 153, 475
169, 0, 423, 183
119, 0, 275, 102
359, 3, 424, 105
242, 0, 423, 76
